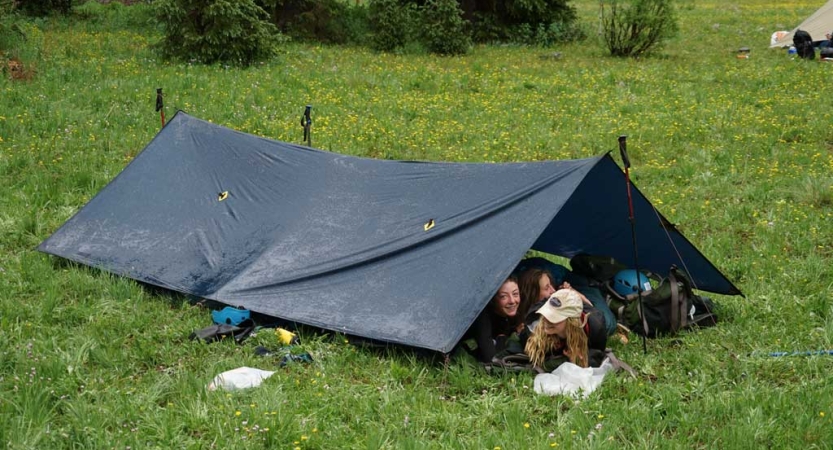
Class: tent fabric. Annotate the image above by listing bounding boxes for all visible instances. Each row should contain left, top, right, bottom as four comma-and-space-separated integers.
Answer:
38, 112, 741, 353
771, 0, 833, 47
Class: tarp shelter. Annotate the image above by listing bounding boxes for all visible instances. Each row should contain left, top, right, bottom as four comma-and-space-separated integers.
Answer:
771, 0, 833, 47
38, 112, 742, 353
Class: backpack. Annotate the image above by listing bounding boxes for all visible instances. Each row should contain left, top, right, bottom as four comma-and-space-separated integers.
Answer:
606, 267, 717, 337
570, 254, 629, 284
793, 29, 815, 60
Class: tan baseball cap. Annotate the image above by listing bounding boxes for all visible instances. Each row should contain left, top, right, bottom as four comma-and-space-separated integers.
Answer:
536, 289, 583, 324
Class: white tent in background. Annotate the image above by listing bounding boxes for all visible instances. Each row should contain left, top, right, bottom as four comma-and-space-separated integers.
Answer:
771, 0, 833, 47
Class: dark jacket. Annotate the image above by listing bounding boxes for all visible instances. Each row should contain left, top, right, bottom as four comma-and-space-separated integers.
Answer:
463, 307, 518, 363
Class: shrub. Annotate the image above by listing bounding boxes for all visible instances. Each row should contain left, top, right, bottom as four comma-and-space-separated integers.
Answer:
73, 1, 155, 30
531, 20, 586, 46
367, 0, 418, 52
0, 13, 35, 81
420, 0, 470, 55
501, 0, 576, 28
154, 0, 282, 66
266, 0, 369, 45
470, 11, 502, 44
600, 0, 678, 57
17, 0, 72, 16
469, 0, 579, 46
0, 2, 24, 57
0, 0, 12, 15
502, 20, 586, 47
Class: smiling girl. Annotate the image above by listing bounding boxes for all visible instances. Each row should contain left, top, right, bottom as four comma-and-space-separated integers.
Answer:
464, 276, 522, 363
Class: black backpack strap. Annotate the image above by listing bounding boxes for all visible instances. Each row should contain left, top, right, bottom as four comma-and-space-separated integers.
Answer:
669, 270, 681, 332
669, 268, 697, 332
636, 298, 650, 337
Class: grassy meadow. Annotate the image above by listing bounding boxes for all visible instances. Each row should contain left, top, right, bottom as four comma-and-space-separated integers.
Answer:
1, 0, 832, 448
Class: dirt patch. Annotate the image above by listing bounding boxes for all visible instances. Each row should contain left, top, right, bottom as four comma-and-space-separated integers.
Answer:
4, 57, 36, 81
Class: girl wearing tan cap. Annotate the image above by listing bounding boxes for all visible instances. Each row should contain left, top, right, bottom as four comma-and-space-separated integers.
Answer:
524, 289, 607, 369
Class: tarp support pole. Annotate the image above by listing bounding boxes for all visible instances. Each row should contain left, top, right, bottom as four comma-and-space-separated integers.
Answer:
620, 135, 648, 354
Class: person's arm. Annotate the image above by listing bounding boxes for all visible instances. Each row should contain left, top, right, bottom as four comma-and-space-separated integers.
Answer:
585, 310, 608, 352
470, 310, 497, 363
559, 282, 593, 306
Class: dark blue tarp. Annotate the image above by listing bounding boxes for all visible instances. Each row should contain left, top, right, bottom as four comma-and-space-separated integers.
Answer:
38, 112, 741, 353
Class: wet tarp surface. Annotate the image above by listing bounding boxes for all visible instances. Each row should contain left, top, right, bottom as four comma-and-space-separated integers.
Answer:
38, 112, 741, 353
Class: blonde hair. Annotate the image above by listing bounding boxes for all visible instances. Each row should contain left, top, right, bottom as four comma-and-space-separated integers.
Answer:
524, 315, 589, 368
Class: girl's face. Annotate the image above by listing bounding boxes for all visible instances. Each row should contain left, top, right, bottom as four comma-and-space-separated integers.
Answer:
492, 280, 520, 318
541, 317, 567, 338
538, 274, 556, 301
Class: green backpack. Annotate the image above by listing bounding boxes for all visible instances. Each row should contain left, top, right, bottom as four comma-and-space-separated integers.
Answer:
606, 266, 718, 337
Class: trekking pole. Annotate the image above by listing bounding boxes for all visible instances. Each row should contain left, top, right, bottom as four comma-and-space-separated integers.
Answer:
156, 88, 165, 128
619, 135, 648, 354
300, 104, 312, 146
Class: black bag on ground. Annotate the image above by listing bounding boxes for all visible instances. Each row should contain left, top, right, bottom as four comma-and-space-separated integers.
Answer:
190, 318, 256, 344
607, 267, 717, 337
821, 47, 833, 59
794, 29, 815, 60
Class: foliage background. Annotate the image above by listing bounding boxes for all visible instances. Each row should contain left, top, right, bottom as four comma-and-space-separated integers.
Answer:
1, 0, 832, 448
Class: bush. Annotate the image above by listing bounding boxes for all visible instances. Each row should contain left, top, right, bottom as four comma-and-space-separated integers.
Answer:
501, 0, 576, 28
18, 0, 72, 16
154, 0, 282, 66
0, 0, 24, 57
420, 0, 470, 55
469, 0, 579, 46
267, 0, 369, 45
504, 20, 586, 47
73, 1, 155, 31
0, 0, 12, 15
367, 0, 418, 52
0, 21, 24, 61
600, 0, 678, 57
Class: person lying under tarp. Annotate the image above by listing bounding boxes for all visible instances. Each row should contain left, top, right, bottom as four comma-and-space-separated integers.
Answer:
515, 257, 618, 337
459, 256, 619, 370
460, 263, 612, 365
522, 288, 608, 371
461, 276, 523, 363
463, 285, 609, 373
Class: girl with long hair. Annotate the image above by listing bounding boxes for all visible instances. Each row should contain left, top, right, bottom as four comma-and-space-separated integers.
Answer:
524, 289, 606, 369
518, 268, 556, 322
519, 268, 593, 322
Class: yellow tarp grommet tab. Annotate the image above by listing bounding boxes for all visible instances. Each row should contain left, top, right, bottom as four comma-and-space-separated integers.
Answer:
218, 191, 229, 201
424, 219, 435, 231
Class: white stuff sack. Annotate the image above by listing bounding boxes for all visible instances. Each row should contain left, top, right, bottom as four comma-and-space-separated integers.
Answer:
207, 367, 275, 391
771, 30, 789, 46
533, 358, 614, 399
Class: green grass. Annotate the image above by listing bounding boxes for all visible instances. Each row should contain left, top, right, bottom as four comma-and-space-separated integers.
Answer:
1, 0, 832, 448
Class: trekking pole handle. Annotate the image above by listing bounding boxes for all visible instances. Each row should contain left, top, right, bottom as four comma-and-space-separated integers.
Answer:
618, 135, 630, 169
301, 105, 312, 144
156, 88, 165, 128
